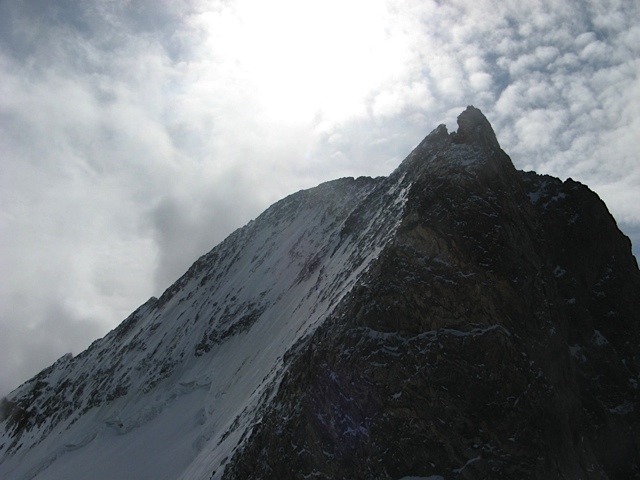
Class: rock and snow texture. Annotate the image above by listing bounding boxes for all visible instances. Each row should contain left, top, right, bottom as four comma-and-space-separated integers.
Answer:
0, 166, 410, 480
1, 106, 639, 479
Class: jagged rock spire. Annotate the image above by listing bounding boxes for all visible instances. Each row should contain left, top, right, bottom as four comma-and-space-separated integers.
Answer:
453, 105, 501, 151
399, 106, 511, 180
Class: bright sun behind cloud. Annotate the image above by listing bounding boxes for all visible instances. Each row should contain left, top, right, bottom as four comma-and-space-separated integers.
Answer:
190, 0, 408, 124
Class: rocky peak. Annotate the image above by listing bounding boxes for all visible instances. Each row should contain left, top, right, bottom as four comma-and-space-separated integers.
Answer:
452, 105, 501, 152
222, 110, 640, 480
398, 107, 517, 197
2, 108, 639, 480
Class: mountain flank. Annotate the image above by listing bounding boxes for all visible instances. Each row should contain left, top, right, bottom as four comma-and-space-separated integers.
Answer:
1, 106, 639, 480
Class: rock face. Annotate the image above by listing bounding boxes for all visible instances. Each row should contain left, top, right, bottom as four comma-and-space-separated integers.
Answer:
224, 107, 640, 479
1, 107, 639, 480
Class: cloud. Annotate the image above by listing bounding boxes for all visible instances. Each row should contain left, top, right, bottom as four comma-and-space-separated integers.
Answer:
1, 0, 639, 397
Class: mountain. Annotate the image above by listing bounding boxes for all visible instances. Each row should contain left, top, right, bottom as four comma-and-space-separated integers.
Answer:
1, 106, 639, 480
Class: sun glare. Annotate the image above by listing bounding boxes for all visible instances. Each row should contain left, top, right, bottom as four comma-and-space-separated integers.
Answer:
196, 0, 403, 124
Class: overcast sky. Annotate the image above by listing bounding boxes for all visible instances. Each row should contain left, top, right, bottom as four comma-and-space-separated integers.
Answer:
1, 0, 639, 397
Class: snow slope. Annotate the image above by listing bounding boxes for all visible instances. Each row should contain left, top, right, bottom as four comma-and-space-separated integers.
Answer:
0, 173, 412, 480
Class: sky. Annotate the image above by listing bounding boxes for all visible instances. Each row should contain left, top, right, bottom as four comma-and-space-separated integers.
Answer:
1, 0, 639, 398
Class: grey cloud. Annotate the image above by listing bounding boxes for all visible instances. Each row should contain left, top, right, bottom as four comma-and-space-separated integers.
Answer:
0, 294, 107, 398
146, 190, 257, 294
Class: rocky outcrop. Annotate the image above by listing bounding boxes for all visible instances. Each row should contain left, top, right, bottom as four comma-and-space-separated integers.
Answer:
223, 107, 640, 479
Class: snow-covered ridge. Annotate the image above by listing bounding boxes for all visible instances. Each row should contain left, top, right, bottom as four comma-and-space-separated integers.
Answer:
0, 173, 412, 480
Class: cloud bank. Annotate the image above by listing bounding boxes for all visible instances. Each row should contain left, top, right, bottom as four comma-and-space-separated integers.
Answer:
1, 0, 639, 396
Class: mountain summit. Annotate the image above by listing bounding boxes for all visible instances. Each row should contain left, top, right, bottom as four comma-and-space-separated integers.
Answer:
454, 104, 501, 150
2, 107, 639, 479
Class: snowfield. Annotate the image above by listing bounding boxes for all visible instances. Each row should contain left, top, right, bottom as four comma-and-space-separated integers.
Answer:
0, 173, 412, 480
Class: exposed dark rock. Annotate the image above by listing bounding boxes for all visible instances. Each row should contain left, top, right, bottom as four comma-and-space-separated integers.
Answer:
223, 108, 640, 480
453, 105, 501, 152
